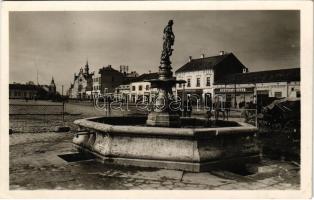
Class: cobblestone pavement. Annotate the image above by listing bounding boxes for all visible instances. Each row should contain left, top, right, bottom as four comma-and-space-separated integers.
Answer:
10, 132, 300, 190
9, 100, 146, 133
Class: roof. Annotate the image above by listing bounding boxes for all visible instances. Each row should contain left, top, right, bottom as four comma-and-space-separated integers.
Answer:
214, 68, 300, 84
175, 53, 231, 73
131, 72, 159, 83
99, 65, 122, 75
9, 84, 40, 91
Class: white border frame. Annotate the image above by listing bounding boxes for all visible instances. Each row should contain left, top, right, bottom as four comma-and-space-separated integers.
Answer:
0, 1, 313, 199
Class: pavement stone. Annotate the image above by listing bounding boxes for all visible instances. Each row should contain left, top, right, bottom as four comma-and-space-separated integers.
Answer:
102, 169, 183, 181
256, 177, 281, 185
182, 172, 235, 186
9, 125, 300, 190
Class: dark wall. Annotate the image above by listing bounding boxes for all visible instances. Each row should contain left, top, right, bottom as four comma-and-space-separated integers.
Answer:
100, 71, 124, 93
214, 54, 246, 82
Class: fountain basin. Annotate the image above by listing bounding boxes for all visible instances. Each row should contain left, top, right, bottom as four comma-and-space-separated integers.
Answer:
73, 116, 260, 172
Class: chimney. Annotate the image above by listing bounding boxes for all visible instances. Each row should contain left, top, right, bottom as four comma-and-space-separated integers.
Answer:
219, 51, 225, 56
188, 56, 192, 62
201, 54, 205, 59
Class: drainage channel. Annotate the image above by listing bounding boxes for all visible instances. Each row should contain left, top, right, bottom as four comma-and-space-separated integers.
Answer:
58, 153, 96, 162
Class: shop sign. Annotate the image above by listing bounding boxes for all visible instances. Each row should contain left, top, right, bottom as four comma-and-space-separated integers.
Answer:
214, 87, 254, 93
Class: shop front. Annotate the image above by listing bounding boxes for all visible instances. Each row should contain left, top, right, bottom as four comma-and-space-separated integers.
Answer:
176, 89, 203, 105
214, 87, 255, 108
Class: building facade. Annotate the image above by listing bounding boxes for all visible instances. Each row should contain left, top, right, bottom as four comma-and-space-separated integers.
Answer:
68, 61, 94, 99
92, 73, 101, 97
214, 68, 300, 108
175, 52, 247, 104
114, 84, 130, 102
128, 73, 159, 103
98, 65, 125, 94
10, 77, 58, 100
9, 84, 39, 99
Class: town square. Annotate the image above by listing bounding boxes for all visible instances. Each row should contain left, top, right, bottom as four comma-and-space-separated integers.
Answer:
7, 9, 303, 192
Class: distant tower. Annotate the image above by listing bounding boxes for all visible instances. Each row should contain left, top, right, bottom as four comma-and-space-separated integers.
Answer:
84, 60, 89, 74
49, 76, 57, 94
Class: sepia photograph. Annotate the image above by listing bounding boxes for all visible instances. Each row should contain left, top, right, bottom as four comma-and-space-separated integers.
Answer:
1, 1, 313, 199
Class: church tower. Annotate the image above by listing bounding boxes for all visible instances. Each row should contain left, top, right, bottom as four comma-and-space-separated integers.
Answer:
49, 76, 57, 94
84, 60, 89, 74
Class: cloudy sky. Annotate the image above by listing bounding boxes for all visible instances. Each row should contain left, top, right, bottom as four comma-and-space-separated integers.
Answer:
10, 10, 299, 92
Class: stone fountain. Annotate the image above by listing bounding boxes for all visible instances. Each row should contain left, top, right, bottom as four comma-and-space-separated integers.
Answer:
73, 20, 260, 172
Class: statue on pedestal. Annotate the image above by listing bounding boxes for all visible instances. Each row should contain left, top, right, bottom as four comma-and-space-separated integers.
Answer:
161, 20, 175, 64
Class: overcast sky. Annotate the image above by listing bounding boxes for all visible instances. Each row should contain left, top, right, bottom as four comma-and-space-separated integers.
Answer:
9, 10, 300, 92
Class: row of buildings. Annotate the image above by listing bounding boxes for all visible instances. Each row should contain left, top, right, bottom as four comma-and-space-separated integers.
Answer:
9, 78, 58, 100
66, 51, 300, 108
67, 61, 139, 99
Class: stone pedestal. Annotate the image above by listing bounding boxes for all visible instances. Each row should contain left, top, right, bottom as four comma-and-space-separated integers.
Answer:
146, 112, 181, 127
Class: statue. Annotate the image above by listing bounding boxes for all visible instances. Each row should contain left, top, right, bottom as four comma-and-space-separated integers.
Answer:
161, 20, 175, 63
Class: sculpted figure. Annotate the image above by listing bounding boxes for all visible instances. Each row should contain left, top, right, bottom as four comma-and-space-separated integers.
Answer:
161, 20, 175, 62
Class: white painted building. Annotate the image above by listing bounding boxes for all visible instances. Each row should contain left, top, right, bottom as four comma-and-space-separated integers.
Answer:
114, 84, 131, 101
214, 68, 300, 108
92, 73, 102, 97
176, 68, 214, 102
175, 52, 247, 104
129, 81, 153, 103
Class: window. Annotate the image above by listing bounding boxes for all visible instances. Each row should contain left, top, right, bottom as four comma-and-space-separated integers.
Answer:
196, 78, 200, 87
139, 85, 143, 91
274, 92, 282, 98
187, 79, 191, 87
132, 86, 136, 91
146, 85, 150, 90
179, 83, 182, 88
206, 77, 211, 86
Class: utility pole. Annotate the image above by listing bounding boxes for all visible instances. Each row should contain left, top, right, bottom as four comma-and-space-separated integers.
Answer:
37, 69, 39, 85
61, 84, 65, 122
